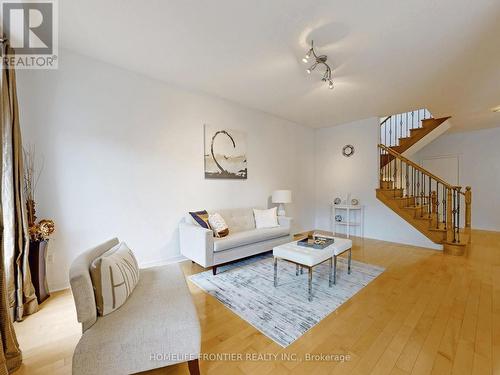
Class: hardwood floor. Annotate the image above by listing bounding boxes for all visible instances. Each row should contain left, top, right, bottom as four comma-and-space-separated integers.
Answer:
13, 230, 500, 374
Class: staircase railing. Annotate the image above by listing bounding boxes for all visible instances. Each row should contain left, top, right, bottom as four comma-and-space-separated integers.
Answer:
380, 109, 432, 147
378, 144, 471, 244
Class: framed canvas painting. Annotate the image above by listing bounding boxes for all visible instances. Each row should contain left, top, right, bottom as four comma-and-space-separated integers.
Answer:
204, 125, 247, 179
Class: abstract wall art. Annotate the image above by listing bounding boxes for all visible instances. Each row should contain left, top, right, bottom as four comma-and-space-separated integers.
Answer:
204, 125, 247, 179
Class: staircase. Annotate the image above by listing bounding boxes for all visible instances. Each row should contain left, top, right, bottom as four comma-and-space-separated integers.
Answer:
377, 110, 472, 255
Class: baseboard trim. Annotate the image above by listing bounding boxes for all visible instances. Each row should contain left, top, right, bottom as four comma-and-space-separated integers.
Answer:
48, 283, 71, 293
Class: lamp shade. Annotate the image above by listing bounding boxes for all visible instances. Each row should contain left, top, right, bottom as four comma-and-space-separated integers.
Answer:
272, 190, 292, 204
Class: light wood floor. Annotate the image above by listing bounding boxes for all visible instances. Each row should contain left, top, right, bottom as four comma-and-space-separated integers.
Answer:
13, 230, 500, 375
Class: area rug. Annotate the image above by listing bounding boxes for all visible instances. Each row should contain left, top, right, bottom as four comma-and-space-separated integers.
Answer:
188, 253, 384, 347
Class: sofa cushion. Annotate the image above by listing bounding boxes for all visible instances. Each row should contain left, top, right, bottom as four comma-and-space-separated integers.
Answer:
209, 208, 256, 233
213, 226, 290, 252
73, 264, 201, 375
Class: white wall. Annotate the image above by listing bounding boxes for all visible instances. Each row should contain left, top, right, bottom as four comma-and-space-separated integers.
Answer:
314, 118, 439, 249
17, 50, 315, 291
414, 127, 500, 231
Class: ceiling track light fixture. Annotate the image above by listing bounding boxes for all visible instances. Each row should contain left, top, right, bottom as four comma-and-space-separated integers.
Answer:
302, 40, 334, 89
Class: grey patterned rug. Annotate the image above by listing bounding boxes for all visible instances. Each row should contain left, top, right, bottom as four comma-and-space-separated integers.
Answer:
188, 253, 384, 347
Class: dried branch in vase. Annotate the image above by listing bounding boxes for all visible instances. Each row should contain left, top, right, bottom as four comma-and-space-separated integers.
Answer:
23, 145, 54, 241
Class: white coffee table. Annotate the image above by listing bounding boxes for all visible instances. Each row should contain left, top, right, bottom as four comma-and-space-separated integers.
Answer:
273, 237, 352, 301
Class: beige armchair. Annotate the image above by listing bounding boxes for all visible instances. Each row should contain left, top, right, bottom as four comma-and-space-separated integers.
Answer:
69, 238, 201, 375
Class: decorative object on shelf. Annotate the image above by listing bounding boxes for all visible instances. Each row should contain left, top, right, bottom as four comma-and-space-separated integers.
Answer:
335, 214, 343, 222
204, 125, 247, 179
333, 197, 341, 205
272, 190, 292, 216
351, 198, 359, 206
24, 145, 55, 304
342, 144, 355, 157
302, 40, 334, 89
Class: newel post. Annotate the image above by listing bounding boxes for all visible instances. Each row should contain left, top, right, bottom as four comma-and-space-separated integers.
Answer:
464, 186, 472, 229
465, 186, 472, 243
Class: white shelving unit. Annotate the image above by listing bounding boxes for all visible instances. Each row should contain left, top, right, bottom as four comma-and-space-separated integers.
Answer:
332, 204, 364, 238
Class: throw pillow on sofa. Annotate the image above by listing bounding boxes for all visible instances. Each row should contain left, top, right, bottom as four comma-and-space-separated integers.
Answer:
189, 210, 211, 229
253, 207, 279, 229
208, 213, 229, 237
90, 242, 140, 316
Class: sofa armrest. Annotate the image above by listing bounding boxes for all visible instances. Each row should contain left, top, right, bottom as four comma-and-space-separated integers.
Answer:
278, 216, 293, 231
179, 222, 214, 267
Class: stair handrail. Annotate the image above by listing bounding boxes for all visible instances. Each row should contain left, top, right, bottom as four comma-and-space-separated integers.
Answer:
378, 144, 459, 190
379, 116, 392, 127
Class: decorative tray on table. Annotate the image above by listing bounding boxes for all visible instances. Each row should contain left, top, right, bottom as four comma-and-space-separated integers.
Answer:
297, 235, 335, 250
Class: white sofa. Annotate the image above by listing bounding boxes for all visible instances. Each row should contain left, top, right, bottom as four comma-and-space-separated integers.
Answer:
69, 238, 201, 375
180, 208, 292, 274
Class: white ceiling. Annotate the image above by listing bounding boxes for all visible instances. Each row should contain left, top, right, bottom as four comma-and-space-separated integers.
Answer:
60, 0, 500, 130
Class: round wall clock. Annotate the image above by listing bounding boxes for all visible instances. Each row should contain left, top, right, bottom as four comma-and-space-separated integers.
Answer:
342, 144, 355, 157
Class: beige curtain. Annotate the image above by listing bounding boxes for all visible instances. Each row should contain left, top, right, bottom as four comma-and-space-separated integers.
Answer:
0, 41, 39, 374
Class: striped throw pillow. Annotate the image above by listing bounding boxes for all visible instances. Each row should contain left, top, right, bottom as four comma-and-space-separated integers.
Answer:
90, 242, 140, 316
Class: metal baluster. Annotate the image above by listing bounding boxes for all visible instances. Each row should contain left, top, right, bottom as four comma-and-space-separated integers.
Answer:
406, 112, 408, 138
399, 158, 402, 191
379, 147, 381, 187
384, 150, 387, 183
428, 176, 432, 218
452, 189, 457, 243
413, 167, 416, 198
405, 163, 409, 197
420, 173, 424, 217
442, 185, 447, 228
386, 120, 389, 147
399, 115, 402, 145
416, 170, 420, 206
389, 117, 393, 146
393, 116, 396, 146
410, 166, 413, 198
436, 182, 440, 228
393, 157, 397, 198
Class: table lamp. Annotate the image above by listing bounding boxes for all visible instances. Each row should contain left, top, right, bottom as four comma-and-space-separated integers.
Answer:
272, 190, 292, 216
